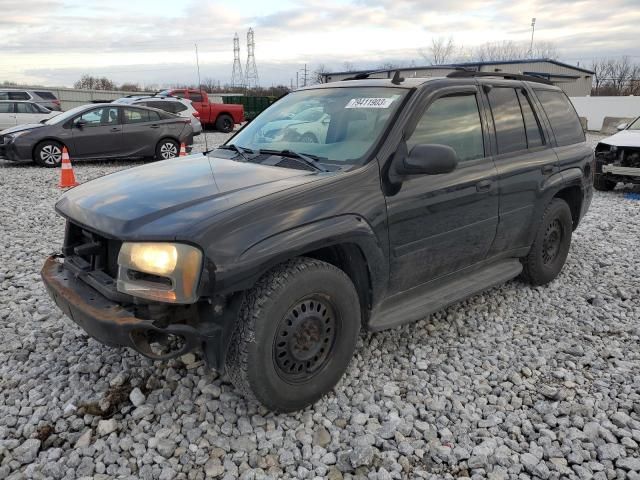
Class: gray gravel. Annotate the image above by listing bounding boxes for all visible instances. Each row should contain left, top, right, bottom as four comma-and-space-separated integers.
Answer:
1, 133, 640, 480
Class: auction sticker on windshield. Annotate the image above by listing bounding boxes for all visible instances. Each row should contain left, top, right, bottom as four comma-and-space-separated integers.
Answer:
345, 98, 394, 109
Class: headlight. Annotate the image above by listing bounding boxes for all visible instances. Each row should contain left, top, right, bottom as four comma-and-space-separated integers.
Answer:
117, 242, 203, 303
7, 131, 28, 140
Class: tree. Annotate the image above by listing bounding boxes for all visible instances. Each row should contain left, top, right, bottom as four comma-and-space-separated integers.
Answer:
342, 62, 356, 72
74, 74, 116, 90
420, 37, 457, 65
119, 83, 140, 92
590, 57, 640, 96
313, 64, 330, 84
200, 77, 220, 93
469, 40, 559, 62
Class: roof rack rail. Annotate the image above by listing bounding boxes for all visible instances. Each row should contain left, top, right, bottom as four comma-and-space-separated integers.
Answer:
446, 70, 553, 85
341, 69, 390, 81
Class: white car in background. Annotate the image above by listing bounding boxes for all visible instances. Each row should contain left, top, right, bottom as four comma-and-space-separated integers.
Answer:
0, 100, 61, 130
113, 95, 202, 135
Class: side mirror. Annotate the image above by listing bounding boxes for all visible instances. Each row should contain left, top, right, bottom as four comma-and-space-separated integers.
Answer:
74, 119, 87, 129
398, 144, 458, 176
617, 123, 628, 131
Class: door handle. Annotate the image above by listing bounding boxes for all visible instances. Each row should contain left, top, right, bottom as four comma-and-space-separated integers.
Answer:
110, 127, 120, 132
476, 180, 493, 192
150, 124, 160, 129
542, 165, 554, 174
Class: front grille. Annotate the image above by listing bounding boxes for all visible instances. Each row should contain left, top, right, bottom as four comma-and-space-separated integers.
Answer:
62, 222, 121, 278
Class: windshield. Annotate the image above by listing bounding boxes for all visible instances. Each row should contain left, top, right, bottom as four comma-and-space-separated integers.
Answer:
229, 87, 407, 164
44, 105, 94, 125
628, 117, 640, 130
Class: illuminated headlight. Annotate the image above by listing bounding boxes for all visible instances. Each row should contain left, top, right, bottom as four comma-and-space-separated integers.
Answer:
116, 242, 203, 303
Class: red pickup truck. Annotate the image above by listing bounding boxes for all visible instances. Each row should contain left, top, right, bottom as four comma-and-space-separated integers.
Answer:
158, 89, 244, 132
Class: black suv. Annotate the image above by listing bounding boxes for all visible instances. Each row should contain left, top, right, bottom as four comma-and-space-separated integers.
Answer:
42, 72, 593, 411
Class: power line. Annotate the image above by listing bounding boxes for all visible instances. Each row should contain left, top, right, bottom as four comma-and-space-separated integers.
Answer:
231, 32, 244, 88
244, 28, 259, 89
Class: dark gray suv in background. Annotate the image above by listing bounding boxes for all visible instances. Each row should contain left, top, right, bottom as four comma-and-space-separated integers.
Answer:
0, 103, 194, 166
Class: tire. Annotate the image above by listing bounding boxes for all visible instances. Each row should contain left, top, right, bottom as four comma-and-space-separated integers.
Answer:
521, 198, 573, 286
155, 139, 179, 160
593, 174, 616, 191
34, 140, 64, 167
215, 114, 234, 133
300, 133, 318, 143
225, 257, 361, 412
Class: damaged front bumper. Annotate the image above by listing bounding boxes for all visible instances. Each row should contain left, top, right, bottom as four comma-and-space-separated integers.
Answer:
41, 256, 235, 369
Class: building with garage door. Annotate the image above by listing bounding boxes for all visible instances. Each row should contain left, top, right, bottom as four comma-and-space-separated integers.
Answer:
322, 59, 594, 97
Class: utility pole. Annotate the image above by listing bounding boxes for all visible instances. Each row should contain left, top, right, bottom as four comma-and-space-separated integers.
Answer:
245, 28, 260, 89
231, 33, 244, 89
529, 18, 536, 58
299, 64, 308, 87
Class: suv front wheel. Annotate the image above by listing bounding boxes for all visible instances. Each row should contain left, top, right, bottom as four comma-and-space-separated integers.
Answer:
225, 258, 361, 412
521, 198, 573, 285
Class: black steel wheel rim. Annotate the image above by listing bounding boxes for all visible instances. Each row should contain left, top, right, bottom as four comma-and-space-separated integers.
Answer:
273, 296, 338, 383
223, 118, 232, 130
542, 218, 563, 264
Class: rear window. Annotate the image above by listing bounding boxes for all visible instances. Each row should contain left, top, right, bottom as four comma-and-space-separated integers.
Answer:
34, 91, 57, 100
535, 90, 584, 146
189, 92, 203, 102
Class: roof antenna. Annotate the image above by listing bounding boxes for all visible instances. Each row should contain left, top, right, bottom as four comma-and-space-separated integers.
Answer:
195, 43, 209, 154
391, 70, 405, 85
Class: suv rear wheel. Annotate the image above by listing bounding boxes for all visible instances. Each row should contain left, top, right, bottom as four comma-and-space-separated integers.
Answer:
521, 198, 573, 285
225, 258, 361, 412
34, 140, 63, 167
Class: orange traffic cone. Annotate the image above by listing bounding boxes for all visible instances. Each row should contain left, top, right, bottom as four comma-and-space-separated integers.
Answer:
58, 147, 79, 188
179, 143, 187, 157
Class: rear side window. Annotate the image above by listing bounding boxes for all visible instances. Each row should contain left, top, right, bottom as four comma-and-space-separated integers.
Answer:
535, 90, 584, 146
0, 103, 12, 113
172, 103, 188, 113
148, 110, 161, 121
408, 94, 485, 162
487, 88, 527, 154
189, 92, 203, 102
516, 90, 544, 148
34, 91, 57, 100
16, 103, 36, 113
123, 108, 150, 124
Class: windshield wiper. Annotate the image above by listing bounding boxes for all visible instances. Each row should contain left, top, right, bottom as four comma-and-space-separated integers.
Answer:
211, 144, 254, 161
258, 149, 329, 172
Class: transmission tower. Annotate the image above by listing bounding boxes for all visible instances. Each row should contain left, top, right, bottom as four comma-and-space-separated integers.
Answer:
245, 28, 259, 89
231, 33, 244, 88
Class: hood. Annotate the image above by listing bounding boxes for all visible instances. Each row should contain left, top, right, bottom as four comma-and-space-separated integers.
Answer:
55, 153, 325, 239
599, 130, 640, 148
0, 123, 44, 135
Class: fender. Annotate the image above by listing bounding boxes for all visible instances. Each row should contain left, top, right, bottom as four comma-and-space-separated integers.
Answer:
213, 215, 388, 304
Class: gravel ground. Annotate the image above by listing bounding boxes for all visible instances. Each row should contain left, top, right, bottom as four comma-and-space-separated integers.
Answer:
1, 133, 639, 480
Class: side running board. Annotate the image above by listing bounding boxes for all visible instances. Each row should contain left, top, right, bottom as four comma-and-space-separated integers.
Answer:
369, 259, 523, 331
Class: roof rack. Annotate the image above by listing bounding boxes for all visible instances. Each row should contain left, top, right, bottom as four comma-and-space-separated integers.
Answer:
446, 70, 553, 85
341, 69, 406, 84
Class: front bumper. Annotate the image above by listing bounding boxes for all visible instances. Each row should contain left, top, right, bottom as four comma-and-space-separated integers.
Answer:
602, 164, 640, 178
41, 256, 229, 367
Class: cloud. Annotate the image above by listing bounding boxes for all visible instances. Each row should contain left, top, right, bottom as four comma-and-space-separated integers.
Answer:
0, 0, 637, 86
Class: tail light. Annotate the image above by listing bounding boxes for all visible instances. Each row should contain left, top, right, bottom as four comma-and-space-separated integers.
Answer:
53, 100, 61, 105
192, 111, 200, 117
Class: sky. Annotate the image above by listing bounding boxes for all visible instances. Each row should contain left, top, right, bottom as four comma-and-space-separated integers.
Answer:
1, 0, 638, 88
